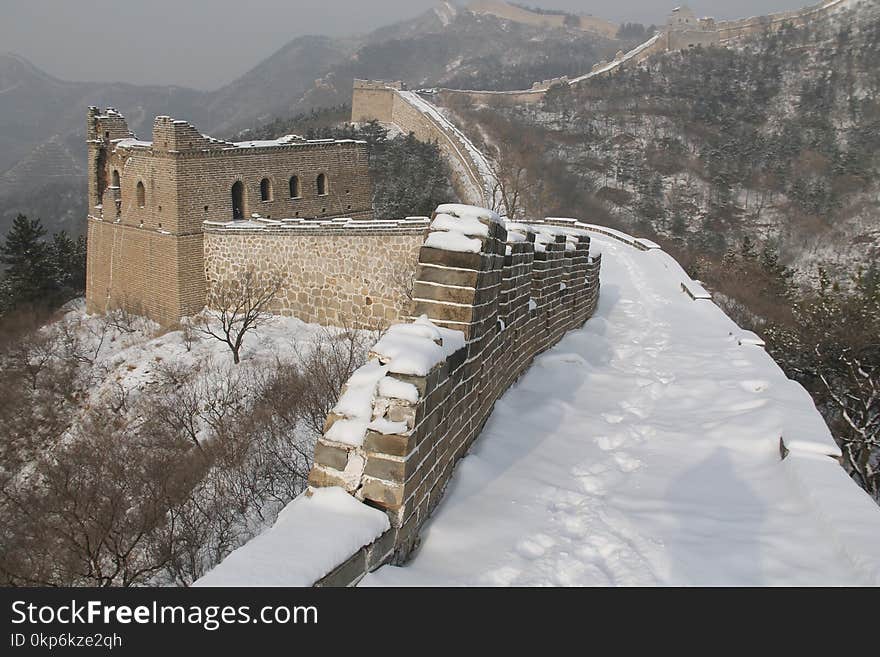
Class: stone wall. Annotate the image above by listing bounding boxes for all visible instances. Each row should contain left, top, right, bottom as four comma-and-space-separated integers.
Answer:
203, 219, 429, 329
86, 108, 375, 326
352, 81, 489, 206
86, 217, 204, 325
715, 0, 851, 41
307, 207, 602, 582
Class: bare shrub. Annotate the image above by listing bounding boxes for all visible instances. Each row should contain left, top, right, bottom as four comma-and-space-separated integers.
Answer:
0, 410, 189, 586
296, 327, 373, 438
0, 305, 375, 586
201, 269, 281, 364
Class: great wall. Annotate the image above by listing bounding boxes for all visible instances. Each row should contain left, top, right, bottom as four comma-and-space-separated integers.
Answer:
81, 0, 875, 586
409, 0, 860, 110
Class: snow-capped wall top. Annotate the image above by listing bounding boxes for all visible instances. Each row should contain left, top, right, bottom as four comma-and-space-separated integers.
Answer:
424, 204, 504, 253
435, 203, 502, 225
371, 316, 466, 377
193, 487, 389, 587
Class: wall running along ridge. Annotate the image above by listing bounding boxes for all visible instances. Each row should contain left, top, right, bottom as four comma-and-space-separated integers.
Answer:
351, 81, 491, 206
378, 0, 856, 115
307, 207, 602, 585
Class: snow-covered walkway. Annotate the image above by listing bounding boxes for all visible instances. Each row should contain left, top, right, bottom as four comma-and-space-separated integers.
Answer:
364, 235, 880, 586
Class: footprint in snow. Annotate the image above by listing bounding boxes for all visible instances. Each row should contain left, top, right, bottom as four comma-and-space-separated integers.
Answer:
515, 534, 555, 560
613, 452, 642, 473
595, 434, 626, 451
739, 379, 769, 393
619, 400, 648, 419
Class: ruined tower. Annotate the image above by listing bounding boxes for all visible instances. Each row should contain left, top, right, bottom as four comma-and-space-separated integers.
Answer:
85, 108, 374, 325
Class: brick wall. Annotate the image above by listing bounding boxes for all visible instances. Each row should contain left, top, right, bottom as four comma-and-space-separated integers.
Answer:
351, 81, 488, 205
203, 221, 429, 329
307, 208, 602, 582
85, 217, 195, 325
85, 108, 375, 327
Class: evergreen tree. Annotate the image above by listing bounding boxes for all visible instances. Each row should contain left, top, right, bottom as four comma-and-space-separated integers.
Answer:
50, 231, 87, 297
0, 215, 54, 310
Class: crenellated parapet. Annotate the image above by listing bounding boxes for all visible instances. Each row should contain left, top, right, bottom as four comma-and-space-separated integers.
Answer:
306, 205, 602, 577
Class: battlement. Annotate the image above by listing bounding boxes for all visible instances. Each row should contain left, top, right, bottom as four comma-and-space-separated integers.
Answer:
150, 115, 232, 152
353, 79, 404, 91
87, 106, 132, 143
85, 108, 375, 326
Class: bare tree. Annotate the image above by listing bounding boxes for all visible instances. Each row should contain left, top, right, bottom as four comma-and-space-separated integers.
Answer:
818, 348, 879, 501
489, 164, 529, 220
200, 269, 281, 364
390, 262, 417, 304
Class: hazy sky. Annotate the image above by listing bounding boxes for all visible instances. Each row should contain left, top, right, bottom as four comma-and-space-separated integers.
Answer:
3, 0, 812, 90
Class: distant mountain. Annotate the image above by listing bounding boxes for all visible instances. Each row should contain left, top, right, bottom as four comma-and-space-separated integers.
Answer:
0, 1, 630, 236
0, 52, 208, 234
443, 0, 880, 283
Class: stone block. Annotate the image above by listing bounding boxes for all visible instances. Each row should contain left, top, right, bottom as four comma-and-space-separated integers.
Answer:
363, 430, 417, 457
360, 477, 405, 509
314, 547, 367, 587
314, 440, 350, 471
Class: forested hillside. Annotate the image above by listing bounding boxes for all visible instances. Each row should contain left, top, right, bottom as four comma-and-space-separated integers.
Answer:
448, 3, 880, 284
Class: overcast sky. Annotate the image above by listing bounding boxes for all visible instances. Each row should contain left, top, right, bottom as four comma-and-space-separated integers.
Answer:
3, 0, 812, 90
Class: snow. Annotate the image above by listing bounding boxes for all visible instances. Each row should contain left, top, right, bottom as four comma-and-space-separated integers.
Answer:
570, 33, 662, 84
115, 138, 152, 149
362, 234, 880, 586
378, 377, 420, 403
194, 487, 390, 587
46, 302, 366, 459
432, 213, 490, 237
328, 361, 389, 447
425, 230, 482, 253
371, 316, 465, 377
435, 204, 502, 225
232, 135, 302, 148
368, 417, 410, 435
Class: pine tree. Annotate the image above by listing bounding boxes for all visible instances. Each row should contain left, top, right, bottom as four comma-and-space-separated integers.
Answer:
0, 215, 54, 310
49, 231, 87, 297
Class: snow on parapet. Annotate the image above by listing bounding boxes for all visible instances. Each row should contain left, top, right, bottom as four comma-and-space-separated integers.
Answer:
371, 316, 466, 377
193, 487, 389, 587
322, 316, 465, 450
426, 204, 503, 253
507, 219, 589, 254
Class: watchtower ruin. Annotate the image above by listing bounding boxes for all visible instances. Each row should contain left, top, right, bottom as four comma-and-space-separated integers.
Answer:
85, 108, 374, 325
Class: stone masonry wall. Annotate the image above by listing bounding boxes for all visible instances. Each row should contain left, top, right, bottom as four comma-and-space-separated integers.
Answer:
203, 221, 428, 329
715, 0, 853, 41
307, 207, 602, 584
352, 81, 487, 206
86, 108, 374, 327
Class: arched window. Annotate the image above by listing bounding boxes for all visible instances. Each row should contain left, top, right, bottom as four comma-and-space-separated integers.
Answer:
316, 173, 328, 196
289, 176, 300, 198
136, 181, 145, 208
231, 181, 245, 220
260, 178, 272, 202
111, 170, 120, 188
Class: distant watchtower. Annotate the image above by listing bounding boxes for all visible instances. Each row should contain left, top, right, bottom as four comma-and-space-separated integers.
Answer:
666, 5, 698, 29
85, 108, 374, 325
664, 5, 720, 50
